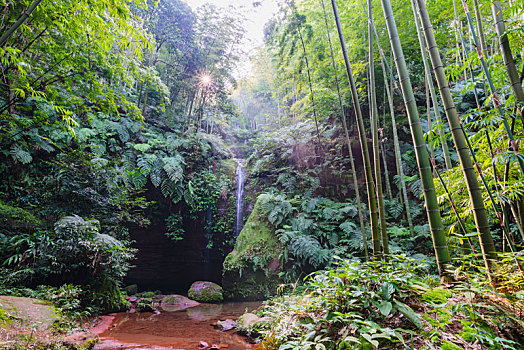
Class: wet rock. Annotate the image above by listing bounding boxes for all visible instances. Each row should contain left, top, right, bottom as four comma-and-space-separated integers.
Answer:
236, 313, 260, 330
160, 294, 199, 312
215, 319, 236, 331
123, 284, 138, 295
188, 281, 223, 303
127, 296, 138, 303
62, 331, 98, 348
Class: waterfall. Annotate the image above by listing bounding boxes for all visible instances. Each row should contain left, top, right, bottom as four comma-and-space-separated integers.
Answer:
234, 159, 246, 237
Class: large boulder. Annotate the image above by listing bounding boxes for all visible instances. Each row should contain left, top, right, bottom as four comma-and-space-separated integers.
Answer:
222, 196, 282, 300
188, 281, 223, 303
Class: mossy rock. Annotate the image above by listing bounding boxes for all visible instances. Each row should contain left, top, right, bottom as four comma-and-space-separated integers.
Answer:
421, 287, 452, 304
220, 158, 238, 182
0, 296, 59, 331
222, 196, 282, 300
188, 281, 223, 303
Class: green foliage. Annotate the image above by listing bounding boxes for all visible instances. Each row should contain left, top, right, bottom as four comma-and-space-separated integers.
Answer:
256, 257, 429, 349
421, 288, 452, 305
254, 257, 522, 350
165, 214, 184, 241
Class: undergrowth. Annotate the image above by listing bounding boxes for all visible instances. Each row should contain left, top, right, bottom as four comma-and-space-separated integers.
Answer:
249, 256, 524, 350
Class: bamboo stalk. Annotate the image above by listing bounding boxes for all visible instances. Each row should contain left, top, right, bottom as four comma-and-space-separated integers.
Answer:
381, 60, 414, 234
460, 0, 524, 173
319, 0, 368, 260
331, 0, 380, 256
0, 0, 44, 47
409, 0, 452, 170
368, 0, 389, 257
416, 0, 498, 286
378, 0, 453, 280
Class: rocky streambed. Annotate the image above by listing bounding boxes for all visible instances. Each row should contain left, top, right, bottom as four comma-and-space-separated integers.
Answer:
92, 300, 262, 350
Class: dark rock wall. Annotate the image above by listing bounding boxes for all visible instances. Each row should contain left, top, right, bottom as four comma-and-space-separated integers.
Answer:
125, 214, 224, 294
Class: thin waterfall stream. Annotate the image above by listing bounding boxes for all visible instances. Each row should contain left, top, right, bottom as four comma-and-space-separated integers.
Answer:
234, 159, 246, 237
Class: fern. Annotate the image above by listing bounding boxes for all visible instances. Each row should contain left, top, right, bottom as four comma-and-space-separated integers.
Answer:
136, 154, 156, 175
386, 198, 404, 219
134, 143, 152, 152
162, 154, 184, 183
184, 181, 196, 209
10, 145, 32, 164
150, 158, 164, 187
258, 193, 293, 227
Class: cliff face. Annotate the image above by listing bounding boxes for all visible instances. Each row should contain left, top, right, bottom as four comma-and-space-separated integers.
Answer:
125, 218, 224, 294
125, 159, 239, 293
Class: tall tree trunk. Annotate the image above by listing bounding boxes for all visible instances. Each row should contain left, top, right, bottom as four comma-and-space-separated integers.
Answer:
409, 0, 452, 169
378, 0, 453, 280
331, 0, 380, 256
368, 0, 389, 256
416, 0, 498, 286
297, 25, 323, 148
0, 0, 43, 47
460, 0, 524, 173
320, 0, 368, 260
491, 1, 524, 117
473, 0, 487, 54
379, 123, 393, 201
382, 60, 414, 234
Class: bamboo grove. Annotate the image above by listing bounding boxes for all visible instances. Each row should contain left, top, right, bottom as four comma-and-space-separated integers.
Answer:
258, 0, 524, 287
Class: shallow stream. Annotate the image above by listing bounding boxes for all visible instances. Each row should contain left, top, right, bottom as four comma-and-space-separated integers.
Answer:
94, 301, 262, 350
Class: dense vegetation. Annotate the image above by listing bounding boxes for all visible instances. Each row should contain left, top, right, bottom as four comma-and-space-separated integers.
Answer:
1, 0, 523, 348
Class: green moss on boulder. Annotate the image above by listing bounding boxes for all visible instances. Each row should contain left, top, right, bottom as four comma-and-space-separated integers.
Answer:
188, 281, 223, 303
220, 159, 238, 182
0, 296, 59, 331
222, 196, 282, 300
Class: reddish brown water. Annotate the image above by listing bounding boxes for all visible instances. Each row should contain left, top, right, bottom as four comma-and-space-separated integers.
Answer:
94, 302, 262, 350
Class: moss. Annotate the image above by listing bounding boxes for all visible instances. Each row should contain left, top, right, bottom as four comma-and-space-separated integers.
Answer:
0, 201, 41, 232
188, 282, 223, 303
222, 196, 282, 299
0, 305, 11, 325
79, 337, 98, 350
459, 325, 477, 342
421, 288, 452, 304
223, 197, 280, 273
220, 159, 238, 183
441, 340, 463, 350
88, 278, 128, 313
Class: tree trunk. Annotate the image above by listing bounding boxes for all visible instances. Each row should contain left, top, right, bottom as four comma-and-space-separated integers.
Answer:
320, 0, 368, 260
331, 0, 380, 255
409, 0, 452, 169
491, 1, 524, 118
379, 0, 453, 280
416, 0, 498, 286
382, 61, 414, 234
368, 0, 389, 256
